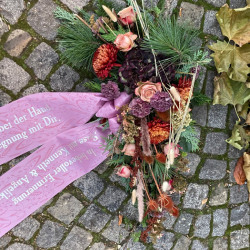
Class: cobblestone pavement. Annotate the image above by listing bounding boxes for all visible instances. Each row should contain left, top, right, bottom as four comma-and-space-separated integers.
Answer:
0, 0, 250, 249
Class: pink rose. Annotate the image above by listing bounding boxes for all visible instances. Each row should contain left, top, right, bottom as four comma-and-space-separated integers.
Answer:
118, 6, 136, 25
135, 81, 162, 102
122, 143, 135, 156
114, 32, 137, 52
116, 166, 131, 178
164, 143, 180, 158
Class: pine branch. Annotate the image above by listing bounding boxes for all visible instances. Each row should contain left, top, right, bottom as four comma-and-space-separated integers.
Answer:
101, 25, 127, 42
54, 7, 102, 70
141, 17, 200, 64
84, 81, 102, 92
95, 0, 124, 16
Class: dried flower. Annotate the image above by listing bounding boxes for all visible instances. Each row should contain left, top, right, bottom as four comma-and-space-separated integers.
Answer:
164, 143, 180, 157
169, 86, 180, 102
147, 118, 170, 144
116, 166, 131, 178
93, 44, 121, 79
162, 181, 173, 192
190, 65, 201, 80
102, 5, 117, 22
118, 6, 136, 25
129, 98, 151, 118
114, 32, 137, 52
122, 143, 136, 156
150, 91, 173, 112
101, 81, 120, 100
135, 81, 162, 102
141, 117, 152, 156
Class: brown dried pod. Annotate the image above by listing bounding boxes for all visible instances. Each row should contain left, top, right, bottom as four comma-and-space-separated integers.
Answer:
234, 156, 246, 185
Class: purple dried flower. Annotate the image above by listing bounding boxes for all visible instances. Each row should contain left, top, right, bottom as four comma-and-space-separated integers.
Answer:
150, 91, 173, 112
129, 98, 151, 118
101, 81, 120, 100
190, 65, 201, 80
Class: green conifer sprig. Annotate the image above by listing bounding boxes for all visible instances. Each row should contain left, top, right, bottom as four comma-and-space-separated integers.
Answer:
54, 7, 102, 70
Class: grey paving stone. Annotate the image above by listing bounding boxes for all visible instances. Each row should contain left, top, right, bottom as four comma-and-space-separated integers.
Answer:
98, 185, 128, 212
154, 231, 175, 250
228, 145, 245, 159
213, 237, 228, 250
79, 204, 111, 232
194, 126, 201, 140
61, 226, 93, 250
173, 236, 191, 250
195, 66, 207, 92
205, 70, 216, 98
50, 65, 80, 91
33, 198, 53, 214
203, 132, 228, 155
94, 159, 109, 174
191, 240, 208, 250
162, 212, 177, 229
229, 159, 237, 183
178, 2, 204, 29
209, 184, 228, 206
230, 203, 250, 226
22, 84, 48, 97
25, 42, 59, 80
212, 209, 228, 237
194, 214, 211, 239
74, 81, 91, 92
60, 0, 90, 12
171, 192, 182, 205
144, 0, 159, 8
229, 109, 238, 130
12, 217, 40, 240
191, 105, 207, 126
90, 242, 105, 250
229, 184, 249, 204
6, 243, 34, 250
121, 199, 138, 221
0, 22, 8, 39
0, 89, 11, 107
120, 238, 146, 250
230, 0, 247, 8
102, 217, 129, 244
109, 171, 127, 187
207, 104, 228, 129
36, 220, 65, 248
27, 0, 59, 40
4, 29, 32, 57
164, 0, 178, 17
230, 229, 249, 250
0, 57, 31, 94
73, 171, 105, 201
203, 11, 223, 39
174, 212, 193, 235
0, 236, 11, 248
0, 0, 25, 24
204, 0, 226, 7
183, 183, 209, 210
183, 153, 201, 176
199, 159, 227, 180
47, 193, 83, 224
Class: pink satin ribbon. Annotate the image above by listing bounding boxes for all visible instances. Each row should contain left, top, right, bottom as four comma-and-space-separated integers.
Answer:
0, 92, 131, 237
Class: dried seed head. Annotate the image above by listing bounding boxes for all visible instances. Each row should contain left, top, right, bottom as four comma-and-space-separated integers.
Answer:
169, 86, 180, 102
102, 5, 117, 22
132, 189, 137, 205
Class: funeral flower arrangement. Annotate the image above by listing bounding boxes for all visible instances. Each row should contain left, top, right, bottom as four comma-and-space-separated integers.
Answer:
54, 0, 210, 242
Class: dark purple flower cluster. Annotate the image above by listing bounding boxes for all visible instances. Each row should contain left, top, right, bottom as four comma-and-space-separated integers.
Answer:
129, 98, 151, 118
150, 91, 173, 112
101, 81, 120, 100
190, 65, 201, 80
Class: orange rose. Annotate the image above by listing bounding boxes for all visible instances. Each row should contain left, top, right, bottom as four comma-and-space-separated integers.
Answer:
135, 81, 162, 102
114, 32, 137, 52
118, 6, 136, 25
122, 143, 135, 156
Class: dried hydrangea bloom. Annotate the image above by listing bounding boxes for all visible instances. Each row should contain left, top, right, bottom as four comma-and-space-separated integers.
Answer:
129, 98, 151, 118
150, 91, 173, 112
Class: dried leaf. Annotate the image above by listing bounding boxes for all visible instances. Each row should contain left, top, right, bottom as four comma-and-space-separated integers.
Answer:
208, 41, 250, 82
213, 73, 250, 106
246, 113, 250, 125
201, 198, 208, 205
216, 4, 250, 46
234, 156, 246, 185
118, 214, 123, 226
243, 152, 250, 192
226, 121, 250, 150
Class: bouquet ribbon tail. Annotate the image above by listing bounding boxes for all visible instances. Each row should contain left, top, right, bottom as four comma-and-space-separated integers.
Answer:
0, 92, 131, 237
